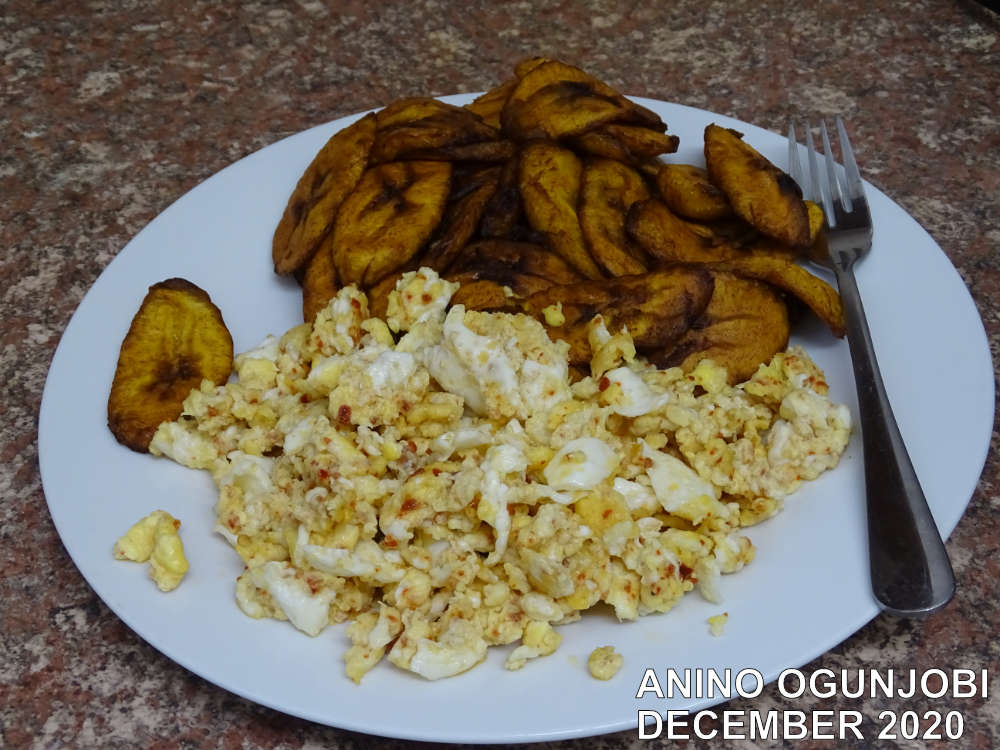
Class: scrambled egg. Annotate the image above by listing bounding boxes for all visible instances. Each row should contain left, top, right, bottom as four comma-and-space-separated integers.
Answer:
113, 510, 189, 591
148, 268, 851, 683
707, 612, 729, 637
588, 645, 624, 680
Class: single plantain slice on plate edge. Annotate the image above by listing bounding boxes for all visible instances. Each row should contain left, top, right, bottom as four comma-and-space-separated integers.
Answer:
108, 278, 234, 452
703, 123, 810, 248
272, 112, 376, 276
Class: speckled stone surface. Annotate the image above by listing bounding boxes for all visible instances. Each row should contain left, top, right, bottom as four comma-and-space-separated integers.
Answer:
3, 0, 998, 747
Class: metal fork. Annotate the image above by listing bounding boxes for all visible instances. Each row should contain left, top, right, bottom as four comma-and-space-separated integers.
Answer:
788, 118, 955, 617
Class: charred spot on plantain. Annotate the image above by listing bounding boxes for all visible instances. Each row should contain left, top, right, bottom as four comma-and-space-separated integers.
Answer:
367, 171, 416, 213
775, 171, 803, 199
152, 355, 198, 390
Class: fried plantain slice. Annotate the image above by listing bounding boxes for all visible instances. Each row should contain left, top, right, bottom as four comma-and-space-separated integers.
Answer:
686, 217, 760, 248
522, 267, 714, 364
478, 155, 523, 239
601, 124, 679, 159
571, 128, 637, 164
626, 198, 742, 264
580, 158, 650, 277
519, 142, 603, 279
447, 240, 582, 299
372, 98, 499, 163
704, 124, 810, 247
332, 160, 452, 288
447, 276, 522, 311
465, 79, 517, 129
301, 241, 339, 322
406, 140, 516, 162
108, 279, 234, 452
571, 129, 667, 173
513, 56, 553, 79
448, 240, 584, 284
654, 163, 733, 222
375, 97, 472, 129
421, 168, 500, 271
501, 60, 664, 141
653, 272, 790, 384
272, 113, 376, 276
706, 253, 845, 336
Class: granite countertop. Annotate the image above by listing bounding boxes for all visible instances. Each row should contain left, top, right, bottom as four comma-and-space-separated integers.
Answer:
3, 0, 998, 747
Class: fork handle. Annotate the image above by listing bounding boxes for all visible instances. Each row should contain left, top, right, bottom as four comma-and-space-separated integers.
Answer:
835, 264, 956, 616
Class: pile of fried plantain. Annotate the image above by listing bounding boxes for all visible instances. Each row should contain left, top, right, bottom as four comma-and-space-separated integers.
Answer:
270, 57, 843, 384
108, 279, 233, 452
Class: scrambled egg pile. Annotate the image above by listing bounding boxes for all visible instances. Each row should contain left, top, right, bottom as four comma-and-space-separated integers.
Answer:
149, 268, 851, 682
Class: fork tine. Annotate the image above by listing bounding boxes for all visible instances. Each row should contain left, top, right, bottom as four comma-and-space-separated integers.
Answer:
820, 120, 851, 214
836, 116, 866, 201
787, 122, 804, 191
803, 121, 834, 225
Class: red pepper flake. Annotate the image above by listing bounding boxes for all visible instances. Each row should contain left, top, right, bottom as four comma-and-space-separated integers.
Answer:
679, 564, 694, 580
432, 468, 441, 476
337, 404, 352, 425
400, 497, 418, 514
421, 293, 433, 303
598, 376, 611, 391
318, 469, 330, 480
384, 536, 398, 548
601, 508, 613, 519
300, 394, 309, 403
350, 298, 361, 310
407, 440, 417, 453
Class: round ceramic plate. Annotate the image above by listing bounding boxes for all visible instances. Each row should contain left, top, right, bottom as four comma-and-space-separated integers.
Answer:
39, 95, 994, 743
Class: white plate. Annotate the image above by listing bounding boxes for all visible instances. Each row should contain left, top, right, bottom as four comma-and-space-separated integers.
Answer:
39, 96, 994, 743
